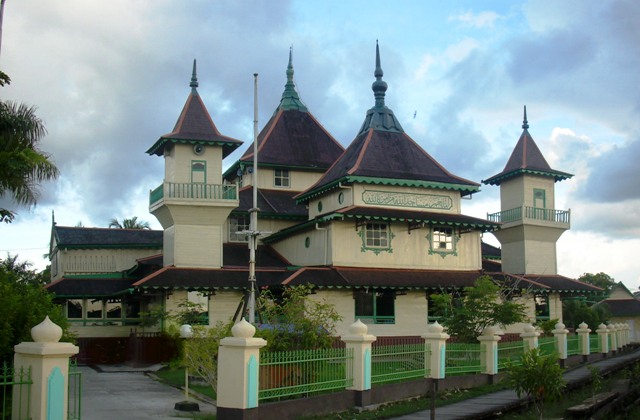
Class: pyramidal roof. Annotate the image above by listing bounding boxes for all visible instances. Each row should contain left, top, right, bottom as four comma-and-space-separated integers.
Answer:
226, 49, 344, 175
296, 42, 479, 202
147, 60, 243, 158
482, 106, 573, 186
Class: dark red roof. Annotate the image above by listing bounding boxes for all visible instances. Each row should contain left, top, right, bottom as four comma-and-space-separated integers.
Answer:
52, 226, 163, 249
483, 108, 572, 185
46, 277, 134, 297
132, 267, 290, 290
238, 109, 344, 170
235, 187, 308, 219
596, 299, 640, 317
522, 274, 603, 294
223, 243, 291, 268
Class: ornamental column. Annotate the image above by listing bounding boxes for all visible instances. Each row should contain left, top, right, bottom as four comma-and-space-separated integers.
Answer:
520, 324, 540, 351
596, 323, 609, 357
341, 319, 377, 407
13, 316, 79, 420
552, 321, 569, 367
422, 321, 450, 380
576, 322, 591, 363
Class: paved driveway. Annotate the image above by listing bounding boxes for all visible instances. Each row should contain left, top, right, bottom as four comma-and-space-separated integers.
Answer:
80, 366, 217, 419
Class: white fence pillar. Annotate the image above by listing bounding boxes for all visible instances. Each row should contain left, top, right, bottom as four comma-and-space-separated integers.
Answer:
478, 326, 501, 376
552, 321, 568, 367
13, 316, 79, 420
520, 324, 539, 351
596, 323, 609, 356
608, 323, 618, 354
342, 320, 376, 407
576, 322, 591, 362
422, 322, 449, 379
216, 319, 267, 419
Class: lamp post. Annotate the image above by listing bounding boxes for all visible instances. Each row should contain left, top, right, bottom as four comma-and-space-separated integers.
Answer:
175, 324, 199, 412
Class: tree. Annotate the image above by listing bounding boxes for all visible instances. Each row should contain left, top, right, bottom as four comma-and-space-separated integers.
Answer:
506, 348, 565, 419
578, 272, 616, 299
256, 284, 342, 351
0, 255, 71, 363
430, 275, 528, 342
182, 321, 233, 394
0, 101, 59, 223
108, 216, 151, 230
562, 299, 609, 331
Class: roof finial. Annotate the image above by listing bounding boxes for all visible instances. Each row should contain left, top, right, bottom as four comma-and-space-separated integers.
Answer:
277, 46, 308, 112
372, 40, 388, 108
522, 105, 529, 130
190, 59, 199, 94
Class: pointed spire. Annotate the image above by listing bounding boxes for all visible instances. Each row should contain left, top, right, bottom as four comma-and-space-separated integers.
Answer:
190, 59, 199, 94
372, 40, 388, 108
522, 105, 529, 130
277, 47, 308, 112
357, 41, 403, 135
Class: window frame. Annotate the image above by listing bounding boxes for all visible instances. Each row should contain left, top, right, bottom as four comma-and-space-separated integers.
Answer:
358, 222, 395, 254
354, 289, 395, 324
274, 169, 290, 188
428, 226, 458, 258
229, 214, 250, 243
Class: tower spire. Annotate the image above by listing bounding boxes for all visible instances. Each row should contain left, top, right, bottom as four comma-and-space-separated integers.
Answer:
522, 105, 529, 130
372, 40, 388, 108
190, 59, 199, 94
277, 46, 308, 112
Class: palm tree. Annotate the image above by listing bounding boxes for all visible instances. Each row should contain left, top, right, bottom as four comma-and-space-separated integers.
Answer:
0, 101, 59, 222
108, 216, 151, 230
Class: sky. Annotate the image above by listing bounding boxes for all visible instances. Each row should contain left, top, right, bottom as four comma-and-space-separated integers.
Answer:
1, 0, 639, 291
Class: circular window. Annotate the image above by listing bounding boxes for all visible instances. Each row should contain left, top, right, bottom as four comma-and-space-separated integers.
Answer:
338, 192, 344, 204
317, 201, 323, 213
193, 144, 205, 155
305, 237, 311, 248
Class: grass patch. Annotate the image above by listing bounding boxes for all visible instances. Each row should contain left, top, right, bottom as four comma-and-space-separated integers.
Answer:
154, 367, 217, 400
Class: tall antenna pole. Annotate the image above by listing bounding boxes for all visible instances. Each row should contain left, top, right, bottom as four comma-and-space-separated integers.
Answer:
248, 73, 259, 324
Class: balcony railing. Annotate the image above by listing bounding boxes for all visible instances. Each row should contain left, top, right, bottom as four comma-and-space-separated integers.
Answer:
487, 206, 570, 225
149, 182, 238, 206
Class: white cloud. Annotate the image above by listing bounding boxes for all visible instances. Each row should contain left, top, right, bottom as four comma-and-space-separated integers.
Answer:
448, 10, 501, 28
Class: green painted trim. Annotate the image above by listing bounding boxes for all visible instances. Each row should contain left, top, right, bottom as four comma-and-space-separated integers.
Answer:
321, 212, 498, 231
533, 188, 546, 209
62, 273, 137, 280
247, 355, 259, 408
146, 138, 241, 156
362, 189, 453, 210
47, 367, 64, 420
483, 168, 573, 186
358, 222, 395, 255
296, 176, 480, 203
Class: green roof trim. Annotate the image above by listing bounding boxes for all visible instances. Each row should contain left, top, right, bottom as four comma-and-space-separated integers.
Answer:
296, 176, 480, 203
482, 168, 573, 186
318, 212, 498, 231
146, 138, 242, 156
262, 220, 319, 244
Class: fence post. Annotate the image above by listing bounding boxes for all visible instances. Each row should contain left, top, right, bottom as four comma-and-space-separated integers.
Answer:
13, 316, 79, 420
478, 326, 501, 378
576, 322, 591, 362
623, 323, 630, 348
216, 319, 267, 420
341, 319, 376, 407
616, 323, 625, 350
552, 321, 568, 368
608, 323, 618, 355
520, 324, 539, 351
596, 323, 609, 357
422, 321, 449, 380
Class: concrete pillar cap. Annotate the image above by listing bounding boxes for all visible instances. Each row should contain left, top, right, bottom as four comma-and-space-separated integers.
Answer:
349, 319, 368, 335
578, 322, 588, 330
523, 324, 536, 333
427, 321, 444, 334
31, 316, 62, 343
232, 318, 256, 338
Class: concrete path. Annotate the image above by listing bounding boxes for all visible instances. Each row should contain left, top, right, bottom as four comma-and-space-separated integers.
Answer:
393, 348, 640, 420
80, 365, 217, 419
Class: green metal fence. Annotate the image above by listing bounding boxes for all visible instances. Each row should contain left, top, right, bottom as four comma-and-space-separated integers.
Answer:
567, 335, 580, 356
68, 358, 82, 420
1, 363, 32, 420
497, 340, 525, 370
371, 343, 430, 385
259, 347, 353, 402
445, 343, 484, 376
590, 334, 601, 353
538, 336, 556, 356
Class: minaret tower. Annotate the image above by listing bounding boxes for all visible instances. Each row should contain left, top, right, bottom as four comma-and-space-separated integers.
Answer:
147, 60, 243, 268
483, 107, 573, 275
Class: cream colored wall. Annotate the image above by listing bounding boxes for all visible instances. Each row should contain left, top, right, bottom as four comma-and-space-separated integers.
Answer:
165, 143, 223, 185
56, 248, 161, 278
607, 286, 633, 300
308, 187, 354, 219
271, 225, 330, 266
210, 291, 243, 325
224, 218, 300, 244
172, 224, 223, 268
500, 175, 556, 211
611, 317, 640, 342
548, 292, 563, 322
245, 168, 323, 192
330, 220, 482, 270
493, 225, 563, 275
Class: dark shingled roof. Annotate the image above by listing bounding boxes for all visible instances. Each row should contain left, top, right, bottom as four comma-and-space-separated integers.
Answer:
146, 60, 242, 158
132, 267, 291, 290
482, 242, 502, 259
285, 267, 486, 290
46, 277, 135, 297
522, 274, 603, 294
225, 53, 343, 177
297, 44, 478, 202
596, 299, 640, 317
223, 243, 291, 268
52, 226, 163, 250
234, 187, 308, 219
483, 107, 573, 186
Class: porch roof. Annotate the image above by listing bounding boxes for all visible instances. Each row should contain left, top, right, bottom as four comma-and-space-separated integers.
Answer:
46, 277, 135, 298
520, 274, 604, 294
132, 267, 291, 290
595, 298, 640, 317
